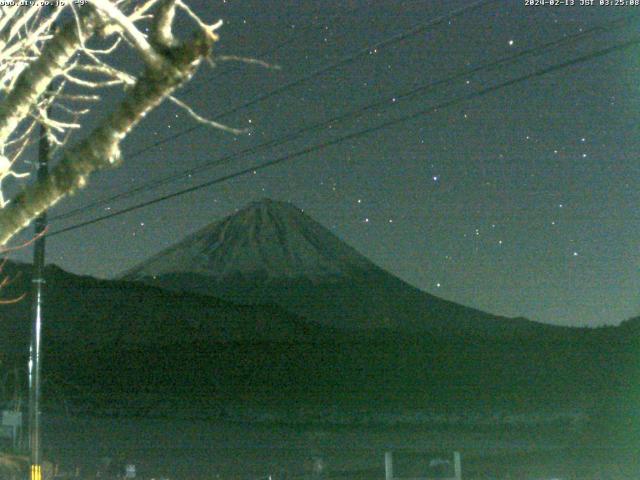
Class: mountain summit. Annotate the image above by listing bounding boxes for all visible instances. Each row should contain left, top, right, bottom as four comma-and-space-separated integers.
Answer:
123, 199, 542, 334
124, 199, 372, 282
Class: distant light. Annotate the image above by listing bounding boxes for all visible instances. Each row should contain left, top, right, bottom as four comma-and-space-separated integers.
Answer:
508, 39, 514, 46
436, 283, 441, 288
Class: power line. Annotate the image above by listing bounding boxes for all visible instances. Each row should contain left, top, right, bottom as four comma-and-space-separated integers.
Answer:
50, 12, 638, 222
50, 2, 497, 222
47, 36, 640, 238
96, 1, 498, 160
183, 1, 376, 92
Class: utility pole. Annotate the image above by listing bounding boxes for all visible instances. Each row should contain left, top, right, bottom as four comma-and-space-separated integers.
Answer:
28, 105, 50, 480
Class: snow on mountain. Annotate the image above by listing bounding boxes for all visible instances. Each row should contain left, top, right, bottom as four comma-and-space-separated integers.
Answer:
123, 199, 544, 333
123, 198, 373, 282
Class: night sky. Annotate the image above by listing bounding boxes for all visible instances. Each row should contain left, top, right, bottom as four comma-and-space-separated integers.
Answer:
8, 0, 640, 327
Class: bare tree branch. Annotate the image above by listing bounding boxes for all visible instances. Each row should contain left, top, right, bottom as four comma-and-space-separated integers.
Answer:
0, 31, 215, 245
0, 9, 100, 148
89, 0, 165, 68
0, 0, 238, 246
168, 95, 246, 135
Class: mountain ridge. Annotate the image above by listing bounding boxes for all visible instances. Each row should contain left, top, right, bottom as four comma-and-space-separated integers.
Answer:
122, 198, 551, 334
0, 260, 329, 357
0, 259, 635, 417
123, 198, 374, 282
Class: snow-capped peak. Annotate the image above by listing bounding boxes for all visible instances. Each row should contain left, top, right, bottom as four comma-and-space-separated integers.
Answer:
123, 199, 374, 282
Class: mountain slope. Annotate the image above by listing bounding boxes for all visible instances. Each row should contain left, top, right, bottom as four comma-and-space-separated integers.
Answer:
123, 198, 373, 281
0, 261, 325, 357
122, 199, 550, 334
0, 259, 632, 416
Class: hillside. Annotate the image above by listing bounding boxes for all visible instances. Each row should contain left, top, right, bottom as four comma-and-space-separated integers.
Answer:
122, 199, 553, 336
0, 261, 634, 428
0, 261, 325, 357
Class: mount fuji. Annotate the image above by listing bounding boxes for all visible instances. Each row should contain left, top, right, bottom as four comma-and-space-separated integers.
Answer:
0, 199, 629, 413
122, 199, 547, 335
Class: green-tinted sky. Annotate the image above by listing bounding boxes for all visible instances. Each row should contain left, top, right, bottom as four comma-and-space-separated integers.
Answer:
10, 0, 640, 327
